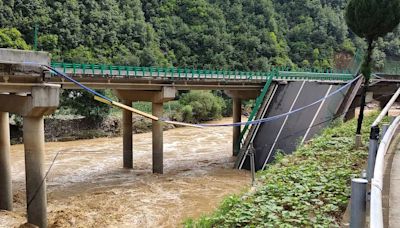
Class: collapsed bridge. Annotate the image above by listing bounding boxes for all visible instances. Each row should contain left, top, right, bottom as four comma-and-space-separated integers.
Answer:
0, 48, 398, 227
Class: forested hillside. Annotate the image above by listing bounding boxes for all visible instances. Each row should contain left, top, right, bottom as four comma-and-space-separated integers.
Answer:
0, 0, 399, 70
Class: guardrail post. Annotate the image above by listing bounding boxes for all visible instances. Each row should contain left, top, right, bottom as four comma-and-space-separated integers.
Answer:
350, 178, 368, 228
367, 126, 380, 180
248, 144, 256, 186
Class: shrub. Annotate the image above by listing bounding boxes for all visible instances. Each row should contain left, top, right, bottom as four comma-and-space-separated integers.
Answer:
179, 91, 226, 123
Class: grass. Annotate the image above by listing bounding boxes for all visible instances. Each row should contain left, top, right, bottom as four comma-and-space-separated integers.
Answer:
185, 114, 381, 227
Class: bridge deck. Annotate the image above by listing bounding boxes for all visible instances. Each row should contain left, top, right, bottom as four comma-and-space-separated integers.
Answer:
51, 62, 354, 81
0, 63, 354, 93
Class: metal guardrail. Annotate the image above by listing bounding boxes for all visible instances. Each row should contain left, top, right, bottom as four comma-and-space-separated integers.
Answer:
50, 62, 355, 81
370, 116, 400, 228
350, 87, 400, 228
238, 72, 275, 150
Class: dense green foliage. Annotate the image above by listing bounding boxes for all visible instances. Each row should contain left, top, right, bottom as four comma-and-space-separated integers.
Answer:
0, 28, 30, 49
179, 91, 226, 122
185, 114, 379, 227
345, 0, 400, 42
132, 91, 226, 123
59, 90, 112, 120
1, 0, 399, 70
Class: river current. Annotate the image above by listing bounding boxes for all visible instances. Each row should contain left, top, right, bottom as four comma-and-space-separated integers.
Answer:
0, 117, 250, 227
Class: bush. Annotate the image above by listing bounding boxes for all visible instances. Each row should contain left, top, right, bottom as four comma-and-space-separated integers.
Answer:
179, 91, 226, 123
0, 28, 30, 50
59, 89, 111, 121
181, 105, 194, 123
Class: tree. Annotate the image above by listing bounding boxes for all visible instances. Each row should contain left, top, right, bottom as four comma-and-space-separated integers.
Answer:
345, 0, 400, 135
0, 28, 30, 49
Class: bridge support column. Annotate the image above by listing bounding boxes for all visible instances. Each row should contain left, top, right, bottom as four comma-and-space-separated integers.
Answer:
0, 49, 58, 228
152, 102, 163, 174
23, 116, 47, 228
114, 87, 176, 174
122, 100, 133, 169
0, 86, 59, 228
232, 98, 241, 156
0, 112, 12, 211
225, 90, 259, 156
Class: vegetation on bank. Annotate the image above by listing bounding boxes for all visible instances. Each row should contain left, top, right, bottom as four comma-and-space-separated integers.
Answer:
185, 114, 380, 227
57, 90, 230, 122
132, 90, 228, 123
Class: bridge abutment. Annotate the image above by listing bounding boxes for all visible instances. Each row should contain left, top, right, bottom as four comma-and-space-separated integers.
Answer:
0, 111, 12, 211
122, 100, 133, 169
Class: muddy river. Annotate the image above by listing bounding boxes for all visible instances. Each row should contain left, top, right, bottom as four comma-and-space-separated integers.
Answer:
0, 117, 250, 227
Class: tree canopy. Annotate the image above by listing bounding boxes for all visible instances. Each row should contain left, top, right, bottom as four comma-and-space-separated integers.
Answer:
346, 0, 400, 41
0, 28, 30, 49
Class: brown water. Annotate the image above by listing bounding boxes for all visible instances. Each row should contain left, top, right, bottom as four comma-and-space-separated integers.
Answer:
0, 117, 250, 227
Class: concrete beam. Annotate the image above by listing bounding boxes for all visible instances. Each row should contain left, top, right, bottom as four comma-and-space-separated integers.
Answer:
152, 102, 163, 174
57, 81, 264, 91
0, 49, 49, 78
0, 85, 60, 117
115, 87, 176, 103
122, 100, 133, 169
232, 98, 241, 156
153, 87, 176, 103
0, 48, 50, 65
0, 112, 12, 211
23, 116, 47, 228
225, 90, 260, 99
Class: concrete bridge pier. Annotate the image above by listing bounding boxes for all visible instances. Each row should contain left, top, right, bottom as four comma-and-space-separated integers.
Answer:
23, 116, 46, 227
122, 100, 133, 169
0, 111, 12, 211
232, 98, 242, 156
115, 87, 176, 174
0, 86, 59, 228
152, 102, 163, 174
225, 90, 260, 156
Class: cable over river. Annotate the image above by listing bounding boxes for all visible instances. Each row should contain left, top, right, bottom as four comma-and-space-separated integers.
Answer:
0, 117, 250, 227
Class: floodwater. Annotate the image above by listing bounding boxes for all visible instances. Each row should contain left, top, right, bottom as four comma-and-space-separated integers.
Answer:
0, 117, 250, 227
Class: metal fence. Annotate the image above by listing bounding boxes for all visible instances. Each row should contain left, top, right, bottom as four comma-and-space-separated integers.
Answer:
351, 87, 400, 228
50, 62, 355, 81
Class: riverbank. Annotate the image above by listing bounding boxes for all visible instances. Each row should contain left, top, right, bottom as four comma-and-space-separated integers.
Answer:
0, 117, 250, 227
185, 114, 379, 227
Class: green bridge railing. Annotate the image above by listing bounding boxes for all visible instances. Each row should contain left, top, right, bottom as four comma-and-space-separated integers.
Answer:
376, 60, 400, 75
237, 71, 275, 151
51, 62, 355, 81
